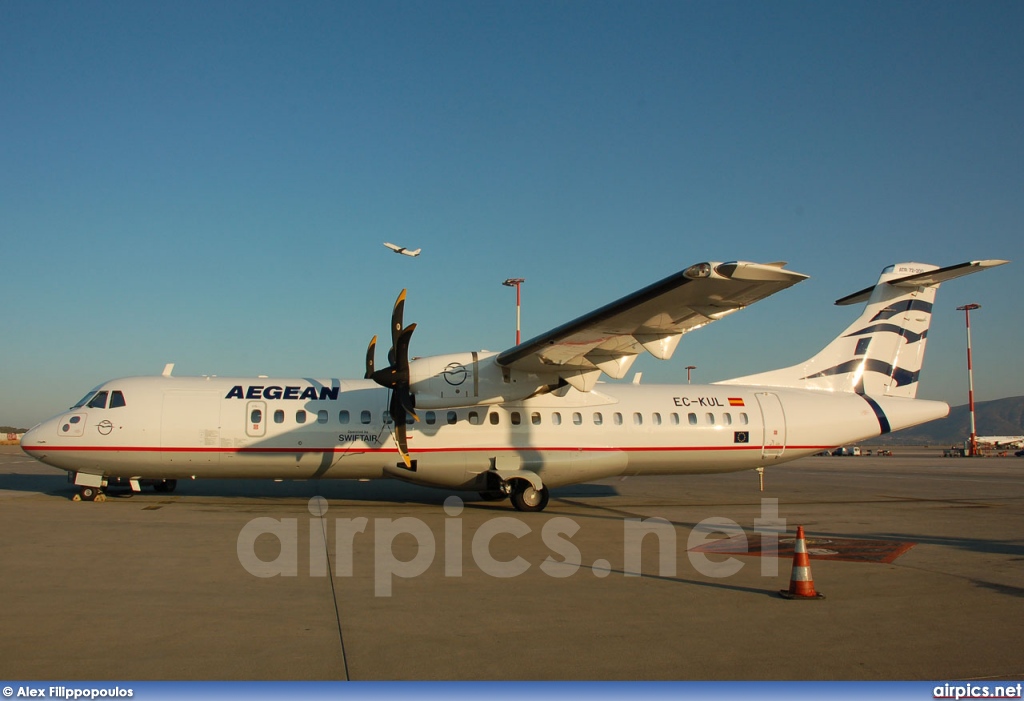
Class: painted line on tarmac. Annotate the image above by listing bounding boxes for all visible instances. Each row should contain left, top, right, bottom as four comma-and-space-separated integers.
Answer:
691, 534, 916, 564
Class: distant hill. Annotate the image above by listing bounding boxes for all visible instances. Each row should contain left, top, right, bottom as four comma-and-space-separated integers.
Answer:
886, 396, 1024, 445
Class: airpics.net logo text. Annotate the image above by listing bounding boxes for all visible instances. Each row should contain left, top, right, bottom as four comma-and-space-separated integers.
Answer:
236, 496, 786, 596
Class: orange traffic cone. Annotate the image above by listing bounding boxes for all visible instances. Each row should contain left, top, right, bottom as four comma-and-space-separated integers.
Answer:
779, 526, 825, 599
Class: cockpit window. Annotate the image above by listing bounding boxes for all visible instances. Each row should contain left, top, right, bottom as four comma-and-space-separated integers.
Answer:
110, 391, 126, 408
72, 391, 97, 409
87, 391, 109, 409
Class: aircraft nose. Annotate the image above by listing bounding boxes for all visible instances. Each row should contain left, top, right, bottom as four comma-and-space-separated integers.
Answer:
20, 421, 49, 457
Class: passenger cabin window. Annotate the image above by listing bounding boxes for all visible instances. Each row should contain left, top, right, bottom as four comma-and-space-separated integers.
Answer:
360, 410, 371, 425
274, 410, 285, 424
531, 412, 542, 426
490, 412, 500, 426
251, 408, 262, 425
706, 413, 715, 424
593, 412, 603, 426
573, 412, 583, 426
339, 410, 350, 424
426, 411, 436, 425
670, 413, 680, 425
296, 410, 307, 424
87, 391, 109, 409
688, 413, 698, 425
739, 412, 749, 425
614, 413, 623, 426
318, 410, 328, 424
723, 413, 733, 425
446, 411, 457, 425
653, 412, 662, 426
633, 412, 643, 426
511, 412, 521, 426
110, 391, 126, 408
469, 411, 481, 425
552, 412, 562, 426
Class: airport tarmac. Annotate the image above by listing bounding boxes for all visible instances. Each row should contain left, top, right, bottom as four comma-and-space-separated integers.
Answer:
1, 444, 1022, 681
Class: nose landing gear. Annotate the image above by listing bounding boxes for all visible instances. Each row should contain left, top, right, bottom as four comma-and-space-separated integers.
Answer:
72, 485, 106, 502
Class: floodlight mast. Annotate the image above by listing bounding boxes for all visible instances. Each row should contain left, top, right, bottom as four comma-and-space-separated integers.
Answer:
503, 278, 525, 345
956, 303, 981, 457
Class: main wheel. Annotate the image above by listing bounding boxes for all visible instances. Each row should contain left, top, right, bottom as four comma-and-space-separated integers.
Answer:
510, 483, 549, 512
154, 479, 178, 493
79, 486, 97, 501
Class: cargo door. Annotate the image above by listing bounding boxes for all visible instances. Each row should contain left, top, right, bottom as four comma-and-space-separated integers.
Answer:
755, 392, 786, 459
161, 391, 224, 466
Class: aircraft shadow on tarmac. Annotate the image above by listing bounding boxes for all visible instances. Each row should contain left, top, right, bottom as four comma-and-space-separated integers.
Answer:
0, 471, 619, 505
0, 473, 68, 495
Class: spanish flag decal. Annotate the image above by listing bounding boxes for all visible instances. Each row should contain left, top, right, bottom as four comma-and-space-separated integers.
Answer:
728, 397, 745, 407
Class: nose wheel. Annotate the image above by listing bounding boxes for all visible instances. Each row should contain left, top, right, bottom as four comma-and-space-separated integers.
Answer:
72, 486, 106, 502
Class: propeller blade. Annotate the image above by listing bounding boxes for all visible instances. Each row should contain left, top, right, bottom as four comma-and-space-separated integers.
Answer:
391, 289, 407, 355
394, 421, 412, 468
389, 391, 414, 468
396, 386, 418, 423
394, 323, 416, 373
364, 335, 377, 380
369, 289, 417, 469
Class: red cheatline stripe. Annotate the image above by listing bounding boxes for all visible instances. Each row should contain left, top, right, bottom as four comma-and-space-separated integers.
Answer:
22, 444, 831, 454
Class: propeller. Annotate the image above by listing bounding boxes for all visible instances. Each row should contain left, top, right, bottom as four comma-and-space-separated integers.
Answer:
365, 290, 418, 468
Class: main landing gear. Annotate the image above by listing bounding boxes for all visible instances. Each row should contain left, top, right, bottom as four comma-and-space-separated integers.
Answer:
479, 473, 551, 512
507, 480, 550, 512
153, 479, 178, 493
475, 472, 548, 511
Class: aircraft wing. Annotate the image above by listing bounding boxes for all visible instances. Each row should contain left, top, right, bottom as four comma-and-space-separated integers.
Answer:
495, 260, 808, 391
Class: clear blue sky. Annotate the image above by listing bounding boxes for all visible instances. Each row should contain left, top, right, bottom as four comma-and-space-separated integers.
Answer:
2, 1, 1022, 428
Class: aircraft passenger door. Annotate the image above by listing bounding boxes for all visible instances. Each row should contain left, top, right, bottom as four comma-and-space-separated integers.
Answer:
755, 392, 786, 459
246, 401, 267, 437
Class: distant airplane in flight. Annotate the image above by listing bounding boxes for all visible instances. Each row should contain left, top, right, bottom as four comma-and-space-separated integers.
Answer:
384, 242, 421, 257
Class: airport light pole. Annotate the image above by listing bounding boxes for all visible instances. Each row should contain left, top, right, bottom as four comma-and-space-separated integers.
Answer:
957, 303, 981, 457
685, 365, 696, 384
503, 278, 525, 345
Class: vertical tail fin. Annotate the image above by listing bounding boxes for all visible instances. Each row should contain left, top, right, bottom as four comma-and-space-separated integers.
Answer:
718, 260, 1008, 398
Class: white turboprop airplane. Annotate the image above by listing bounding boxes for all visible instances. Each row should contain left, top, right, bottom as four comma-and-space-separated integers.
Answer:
976, 436, 1024, 449
383, 242, 421, 257
21, 258, 1007, 509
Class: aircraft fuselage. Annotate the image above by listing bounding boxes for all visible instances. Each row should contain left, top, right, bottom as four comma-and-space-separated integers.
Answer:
20, 374, 947, 493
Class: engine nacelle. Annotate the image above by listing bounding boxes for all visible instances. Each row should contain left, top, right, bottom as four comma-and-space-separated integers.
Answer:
408, 351, 551, 410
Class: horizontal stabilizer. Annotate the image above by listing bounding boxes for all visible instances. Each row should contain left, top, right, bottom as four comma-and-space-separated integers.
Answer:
836, 260, 1009, 306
